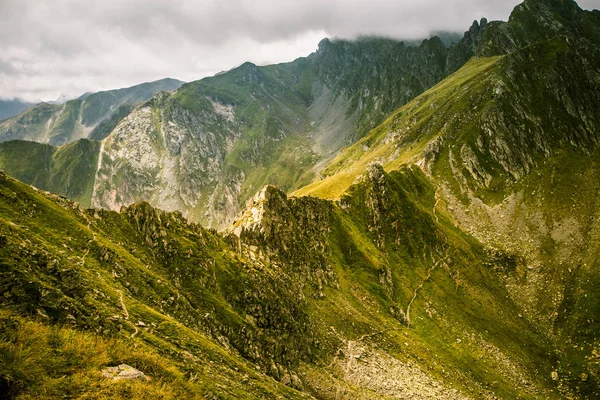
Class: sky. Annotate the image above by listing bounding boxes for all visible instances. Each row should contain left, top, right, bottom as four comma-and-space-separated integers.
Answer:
0, 0, 598, 102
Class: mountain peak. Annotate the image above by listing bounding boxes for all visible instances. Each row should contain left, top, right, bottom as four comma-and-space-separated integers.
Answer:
516, 0, 582, 20
48, 93, 75, 105
317, 37, 332, 51
477, 0, 598, 56
523, 0, 581, 9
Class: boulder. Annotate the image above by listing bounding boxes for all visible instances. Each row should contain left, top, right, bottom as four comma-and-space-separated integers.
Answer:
102, 364, 149, 381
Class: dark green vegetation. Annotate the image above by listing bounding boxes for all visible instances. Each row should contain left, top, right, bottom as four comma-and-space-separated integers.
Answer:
296, 0, 600, 397
88, 104, 136, 141
0, 78, 184, 145
1, 0, 600, 398
0, 140, 100, 207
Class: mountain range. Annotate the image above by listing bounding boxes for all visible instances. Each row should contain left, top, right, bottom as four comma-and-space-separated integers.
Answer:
0, 23, 486, 228
0, 78, 184, 146
1, 0, 599, 399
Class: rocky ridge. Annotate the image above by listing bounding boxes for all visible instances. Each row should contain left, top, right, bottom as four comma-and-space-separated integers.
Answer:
294, 1, 600, 396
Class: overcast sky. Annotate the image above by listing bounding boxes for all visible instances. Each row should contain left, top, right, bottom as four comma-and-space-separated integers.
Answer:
0, 0, 598, 102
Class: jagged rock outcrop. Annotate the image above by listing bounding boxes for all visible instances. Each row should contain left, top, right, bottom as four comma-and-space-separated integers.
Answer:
477, 0, 600, 56
231, 185, 336, 296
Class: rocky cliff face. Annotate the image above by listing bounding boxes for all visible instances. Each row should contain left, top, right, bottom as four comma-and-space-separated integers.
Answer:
92, 92, 241, 219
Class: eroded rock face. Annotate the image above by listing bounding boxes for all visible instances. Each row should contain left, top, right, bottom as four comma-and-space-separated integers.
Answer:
92, 93, 241, 225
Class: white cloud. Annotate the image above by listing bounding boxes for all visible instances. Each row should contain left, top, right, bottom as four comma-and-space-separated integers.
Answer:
0, 0, 596, 102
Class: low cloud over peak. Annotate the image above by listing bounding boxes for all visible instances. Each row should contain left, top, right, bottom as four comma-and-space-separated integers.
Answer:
1, 0, 597, 102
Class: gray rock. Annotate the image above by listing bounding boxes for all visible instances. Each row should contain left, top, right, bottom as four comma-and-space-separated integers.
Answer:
102, 364, 148, 381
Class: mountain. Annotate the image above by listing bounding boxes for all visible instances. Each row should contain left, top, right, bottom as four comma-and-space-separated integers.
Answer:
0, 164, 577, 399
295, 0, 600, 395
1, 0, 600, 398
0, 78, 184, 146
47, 93, 76, 105
0, 26, 488, 229
0, 99, 36, 121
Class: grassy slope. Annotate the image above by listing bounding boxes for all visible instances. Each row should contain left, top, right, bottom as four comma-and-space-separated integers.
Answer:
290, 3, 600, 397
0, 139, 101, 207
293, 55, 503, 200
299, 167, 559, 399
1, 2, 598, 398
0, 104, 61, 143
235, 165, 575, 398
0, 173, 313, 399
0, 162, 579, 398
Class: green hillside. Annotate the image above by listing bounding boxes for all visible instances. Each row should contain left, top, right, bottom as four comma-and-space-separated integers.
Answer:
0, 140, 100, 207
1, 161, 585, 398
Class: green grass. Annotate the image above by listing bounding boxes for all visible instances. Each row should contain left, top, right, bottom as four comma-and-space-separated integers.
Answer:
293, 56, 503, 200
0, 311, 202, 399
0, 139, 100, 207
0, 146, 594, 398
2, 4, 600, 398
0, 173, 314, 399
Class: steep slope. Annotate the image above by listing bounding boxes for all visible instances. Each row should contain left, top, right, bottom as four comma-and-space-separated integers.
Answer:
295, 0, 600, 394
0, 139, 100, 207
0, 78, 184, 145
1, 163, 581, 399
0, 173, 315, 400
298, 0, 600, 200
2, 1, 599, 399
0, 99, 36, 121
89, 28, 487, 228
